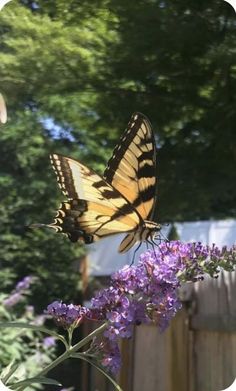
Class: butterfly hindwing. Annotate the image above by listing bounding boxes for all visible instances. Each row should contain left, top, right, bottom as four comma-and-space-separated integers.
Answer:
50, 198, 141, 245
103, 112, 157, 220
49, 154, 142, 245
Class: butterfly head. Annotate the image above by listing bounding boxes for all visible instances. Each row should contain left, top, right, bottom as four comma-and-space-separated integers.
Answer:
142, 220, 161, 241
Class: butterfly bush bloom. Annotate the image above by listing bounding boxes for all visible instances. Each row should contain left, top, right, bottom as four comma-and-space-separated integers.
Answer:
15, 276, 35, 291
46, 241, 236, 374
43, 336, 56, 348
88, 337, 121, 375
45, 300, 89, 328
3, 292, 23, 307
89, 240, 236, 372
99, 340, 121, 375
3, 275, 36, 307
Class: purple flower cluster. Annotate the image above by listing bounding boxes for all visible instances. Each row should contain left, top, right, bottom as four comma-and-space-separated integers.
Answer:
45, 241, 236, 375
88, 240, 236, 373
3, 276, 36, 307
92, 338, 121, 375
45, 300, 89, 328
101, 340, 121, 374
90, 247, 183, 336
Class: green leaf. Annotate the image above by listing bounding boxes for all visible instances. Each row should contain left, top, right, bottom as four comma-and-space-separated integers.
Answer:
0, 322, 67, 346
10, 376, 62, 388
1, 360, 18, 384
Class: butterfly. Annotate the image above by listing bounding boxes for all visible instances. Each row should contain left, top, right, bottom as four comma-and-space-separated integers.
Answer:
34, 112, 161, 253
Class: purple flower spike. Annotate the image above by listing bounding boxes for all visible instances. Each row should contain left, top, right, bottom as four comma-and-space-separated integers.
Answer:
15, 276, 35, 292
3, 275, 36, 308
44, 241, 236, 374
45, 300, 89, 329
90, 240, 235, 340
43, 336, 56, 348
101, 341, 121, 375
3, 292, 23, 307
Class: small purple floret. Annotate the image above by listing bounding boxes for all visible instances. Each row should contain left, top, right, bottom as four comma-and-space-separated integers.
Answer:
43, 336, 56, 348
45, 300, 89, 328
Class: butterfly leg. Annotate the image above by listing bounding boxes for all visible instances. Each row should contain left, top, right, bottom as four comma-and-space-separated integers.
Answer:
146, 239, 158, 260
130, 241, 142, 266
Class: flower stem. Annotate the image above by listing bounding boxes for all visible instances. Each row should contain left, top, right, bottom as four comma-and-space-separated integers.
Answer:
15, 322, 108, 391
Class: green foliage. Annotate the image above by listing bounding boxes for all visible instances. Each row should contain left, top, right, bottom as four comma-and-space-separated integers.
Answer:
0, 1, 117, 309
0, 108, 83, 309
88, 0, 236, 222
0, 2, 235, 389
0, 294, 57, 390
0, 0, 235, 310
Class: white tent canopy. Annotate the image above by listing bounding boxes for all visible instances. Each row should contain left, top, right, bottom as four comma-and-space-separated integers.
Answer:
87, 219, 236, 276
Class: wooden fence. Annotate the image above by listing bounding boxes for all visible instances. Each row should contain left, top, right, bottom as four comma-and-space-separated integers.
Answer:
82, 269, 236, 391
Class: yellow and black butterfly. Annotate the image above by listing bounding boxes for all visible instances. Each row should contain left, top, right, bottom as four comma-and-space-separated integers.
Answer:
35, 112, 161, 253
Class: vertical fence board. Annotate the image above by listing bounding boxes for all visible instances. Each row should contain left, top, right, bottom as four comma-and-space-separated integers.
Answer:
190, 270, 236, 391
119, 337, 134, 391
132, 324, 171, 391
170, 308, 189, 391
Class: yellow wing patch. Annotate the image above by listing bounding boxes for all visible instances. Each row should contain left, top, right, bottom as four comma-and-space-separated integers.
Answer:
103, 112, 157, 220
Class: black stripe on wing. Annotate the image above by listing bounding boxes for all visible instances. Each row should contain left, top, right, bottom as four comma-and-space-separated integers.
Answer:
103, 112, 157, 220
50, 154, 79, 199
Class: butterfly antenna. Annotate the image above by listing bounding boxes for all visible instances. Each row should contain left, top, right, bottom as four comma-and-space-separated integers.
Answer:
154, 229, 169, 243
130, 242, 142, 266
28, 223, 46, 229
28, 223, 56, 230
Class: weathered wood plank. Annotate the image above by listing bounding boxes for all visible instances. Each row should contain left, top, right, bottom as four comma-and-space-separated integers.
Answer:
119, 336, 134, 391
170, 308, 189, 391
133, 323, 172, 391
191, 315, 236, 332
193, 331, 236, 391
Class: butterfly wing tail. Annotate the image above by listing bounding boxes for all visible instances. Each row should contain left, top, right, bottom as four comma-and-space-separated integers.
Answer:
29, 202, 88, 243
118, 232, 138, 253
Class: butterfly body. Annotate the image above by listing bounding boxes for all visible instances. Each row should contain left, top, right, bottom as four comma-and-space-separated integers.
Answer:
118, 220, 161, 253
34, 112, 160, 253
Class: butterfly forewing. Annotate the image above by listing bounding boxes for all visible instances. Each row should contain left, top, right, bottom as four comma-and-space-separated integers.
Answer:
103, 112, 157, 220
50, 154, 135, 211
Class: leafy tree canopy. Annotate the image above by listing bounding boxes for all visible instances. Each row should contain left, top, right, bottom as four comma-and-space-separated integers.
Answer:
0, 0, 236, 309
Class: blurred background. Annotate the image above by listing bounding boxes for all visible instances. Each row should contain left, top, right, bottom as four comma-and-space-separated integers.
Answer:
0, 0, 236, 390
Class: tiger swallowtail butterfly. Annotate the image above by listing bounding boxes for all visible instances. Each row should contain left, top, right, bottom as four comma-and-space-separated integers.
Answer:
33, 112, 161, 253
